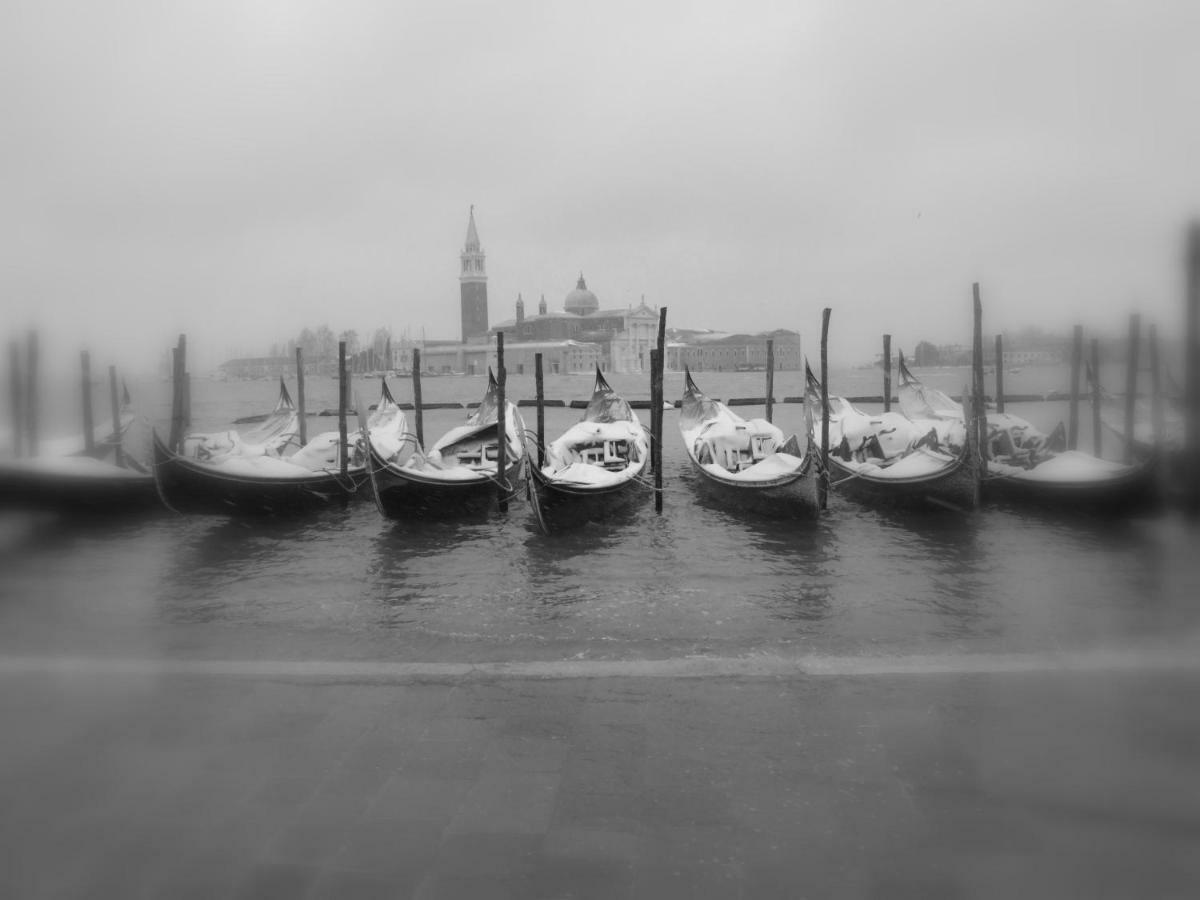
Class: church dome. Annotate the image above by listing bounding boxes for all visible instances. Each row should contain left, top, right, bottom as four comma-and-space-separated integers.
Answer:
564, 274, 599, 315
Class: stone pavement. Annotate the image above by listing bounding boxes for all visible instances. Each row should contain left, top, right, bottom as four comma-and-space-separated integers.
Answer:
1, 656, 1198, 899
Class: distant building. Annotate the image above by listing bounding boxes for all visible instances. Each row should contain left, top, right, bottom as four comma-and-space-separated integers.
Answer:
1002, 348, 1063, 366
489, 276, 660, 373
418, 209, 803, 377
668, 329, 803, 372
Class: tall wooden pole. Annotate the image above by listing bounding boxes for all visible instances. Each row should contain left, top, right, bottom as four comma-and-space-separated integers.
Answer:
1124, 313, 1141, 464
994, 334, 1005, 414
1148, 323, 1164, 451
25, 330, 38, 457
1068, 325, 1083, 450
411, 348, 424, 449
168, 333, 188, 451
80, 350, 95, 455
108, 365, 123, 468
882, 334, 892, 412
654, 307, 667, 514
1187, 223, 1200, 514
971, 284, 985, 507
765, 339, 775, 423
9, 341, 23, 457
295, 347, 307, 447
496, 332, 508, 513
819, 308, 831, 510
1091, 338, 1103, 457
169, 346, 183, 451
650, 349, 662, 511
338, 340, 348, 477
534, 352, 545, 469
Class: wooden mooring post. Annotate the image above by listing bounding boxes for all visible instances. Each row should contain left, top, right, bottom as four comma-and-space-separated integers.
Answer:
9, 341, 23, 457
882, 334, 892, 413
654, 306, 667, 514
819, 308, 831, 511
1187, 223, 1200, 514
534, 353, 545, 469
1090, 338, 1103, 457
168, 334, 186, 452
25, 330, 38, 457
1148, 323, 1164, 450
1124, 313, 1141, 465
411, 348, 424, 449
1068, 325, 1083, 450
338, 341, 348, 477
295, 347, 307, 446
765, 339, 775, 423
80, 350, 95, 455
970, 284, 985, 507
496, 332, 508, 513
108, 365, 123, 468
994, 334, 1005, 414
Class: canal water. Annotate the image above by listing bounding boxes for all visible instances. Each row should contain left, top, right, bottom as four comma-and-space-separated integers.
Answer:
1, 366, 1197, 668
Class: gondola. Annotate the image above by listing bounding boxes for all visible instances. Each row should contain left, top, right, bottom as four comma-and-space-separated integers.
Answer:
152, 381, 396, 516
897, 354, 1155, 513
180, 377, 299, 461
810, 363, 980, 512
679, 368, 819, 518
365, 370, 526, 519
0, 386, 158, 513
527, 367, 650, 532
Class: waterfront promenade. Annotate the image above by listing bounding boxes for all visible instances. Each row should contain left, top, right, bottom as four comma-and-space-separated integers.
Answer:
3, 651, 1198, 899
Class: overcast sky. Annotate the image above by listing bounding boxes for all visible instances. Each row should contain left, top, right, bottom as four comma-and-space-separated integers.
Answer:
3, 0, 1198, 373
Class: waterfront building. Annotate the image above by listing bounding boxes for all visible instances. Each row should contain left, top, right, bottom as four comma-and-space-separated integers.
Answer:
667, 329, 803, 372
489, 276, 660, 374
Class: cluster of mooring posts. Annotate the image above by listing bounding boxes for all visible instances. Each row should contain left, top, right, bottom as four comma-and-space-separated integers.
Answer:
4, 227, 1200, 519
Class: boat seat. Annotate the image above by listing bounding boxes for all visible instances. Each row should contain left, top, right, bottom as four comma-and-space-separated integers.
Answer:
699, 425, 778, 473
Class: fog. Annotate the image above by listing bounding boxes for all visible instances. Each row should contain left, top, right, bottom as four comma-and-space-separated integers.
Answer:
3, 0, 1199, 374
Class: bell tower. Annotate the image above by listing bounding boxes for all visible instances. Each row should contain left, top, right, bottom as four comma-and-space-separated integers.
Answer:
460, 206, 489, 342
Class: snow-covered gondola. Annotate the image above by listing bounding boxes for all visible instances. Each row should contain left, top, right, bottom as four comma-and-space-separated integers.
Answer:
811, 363, 980, 512
527, 367, 650, 532
365, 370, 525, 519
180, 377, 300, 461
151, 381, 396, 516
0, 387, 157, 513
679, 368, 818, 518
897, 353, 1155, 513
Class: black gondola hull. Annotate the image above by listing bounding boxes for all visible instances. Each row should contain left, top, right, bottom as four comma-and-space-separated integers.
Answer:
687, 458, 820, 519
827, 449, 980, 512
527, 465, 648, 531
0, 461, 159, 514
153, 433, 367, 516
367, 442, 523, 519
984, 459, 1159, 514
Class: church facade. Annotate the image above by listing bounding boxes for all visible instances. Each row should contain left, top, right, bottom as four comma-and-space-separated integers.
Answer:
489, 275, 661, 374
418, 208, 802, 376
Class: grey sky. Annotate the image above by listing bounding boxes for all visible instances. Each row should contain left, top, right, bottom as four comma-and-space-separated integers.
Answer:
3, 0, 1198, 373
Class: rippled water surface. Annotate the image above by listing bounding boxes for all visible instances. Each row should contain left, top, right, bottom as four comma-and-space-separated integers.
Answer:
2, 368, 1197, 664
